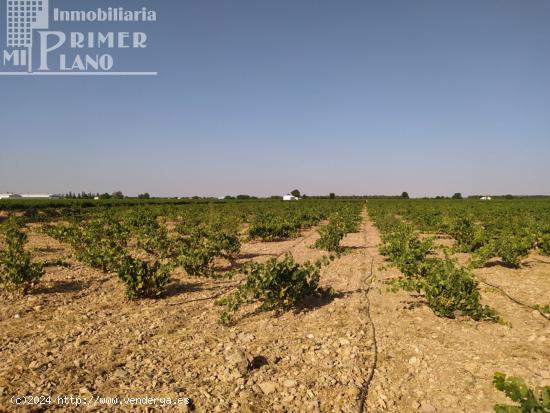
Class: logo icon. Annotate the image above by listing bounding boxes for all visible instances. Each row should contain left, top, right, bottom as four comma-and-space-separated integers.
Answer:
2, 0, 158, 76
5, 0, 48, 71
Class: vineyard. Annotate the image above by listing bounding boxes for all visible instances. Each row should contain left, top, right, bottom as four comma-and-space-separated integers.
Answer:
0, 198, 549, 412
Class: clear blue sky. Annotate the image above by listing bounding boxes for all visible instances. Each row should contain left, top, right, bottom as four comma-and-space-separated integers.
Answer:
1, 0, 549, 197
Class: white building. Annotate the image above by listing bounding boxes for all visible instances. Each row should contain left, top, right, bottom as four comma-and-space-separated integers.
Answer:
0, 193, 22, 199
480, 196, 492, 201
0, 193, 59, 199
20, 194, 59, 199
283, 194, 300, 201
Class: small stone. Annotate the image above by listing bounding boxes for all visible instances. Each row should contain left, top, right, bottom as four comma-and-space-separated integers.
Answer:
177, 404, 190, 412
258, 381, 277, 395
420, 402, 436, 412
339, 338, 350, 346
239, 390, 251, 400
346, 386, 361, 398
283, 379, 297, 388
225, 351, 249, 376
29, 361, 40, 369
79, 387, 91, 395
237, 332, 255, 343
14, 314, 20, 319
408, 356, 419, 366
307, 334, 314, 339
411, 400, 421, 409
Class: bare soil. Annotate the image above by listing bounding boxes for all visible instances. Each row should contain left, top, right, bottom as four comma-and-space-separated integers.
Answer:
363, 208, 550, 413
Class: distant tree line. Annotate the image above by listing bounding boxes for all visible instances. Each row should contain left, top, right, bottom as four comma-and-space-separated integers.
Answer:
63, 192, 99, 199
62, 191, 150, 199
57, 191, 540, 202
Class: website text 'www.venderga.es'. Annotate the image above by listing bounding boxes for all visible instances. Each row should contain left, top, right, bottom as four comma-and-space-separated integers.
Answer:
11, 394, 191, 407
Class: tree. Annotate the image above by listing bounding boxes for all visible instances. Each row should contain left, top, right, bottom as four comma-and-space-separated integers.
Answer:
99, 193, 111, 199
112, 191, 124, 199
290, 189, 301, 198
329, 193, 336, 199
138, 193, 150, 199
401, 192, 409, 199
452, 193, 463, 199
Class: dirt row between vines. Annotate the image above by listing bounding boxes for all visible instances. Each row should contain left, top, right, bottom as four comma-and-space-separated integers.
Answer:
1, 218, 376, 412
362, 205, 550, 413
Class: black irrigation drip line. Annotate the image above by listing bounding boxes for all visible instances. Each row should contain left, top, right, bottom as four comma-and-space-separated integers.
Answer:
358, 239, 379, 412
478, 277, 550, 322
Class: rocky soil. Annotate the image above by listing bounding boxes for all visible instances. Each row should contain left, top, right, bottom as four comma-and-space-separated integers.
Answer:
362, 207, 550, 413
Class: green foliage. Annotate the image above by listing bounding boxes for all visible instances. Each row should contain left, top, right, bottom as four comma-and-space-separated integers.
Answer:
372, 210, 498, 321
248, 214, 299, 241
124, 209, 173, 258
115, 254, 171, 299
493, 372, 550, 413
379, 224, 432, 277
452, 192, 463, 199
448, 218, 486, 252
42, 215, 171, 298
422, 258, 498, 320
44, 217, 129, 273
532, 304, 550, 314
178, 224, 241, 277
536, 227, 550, 256
216, 254, 331, 324
313, 207, 362, 253
12, 199, 364, 300
496, 235, 533, 267
473, 233, 534, 268
0, 217, 44, 292
369, 198, 549, 269
315, 218, 346, 253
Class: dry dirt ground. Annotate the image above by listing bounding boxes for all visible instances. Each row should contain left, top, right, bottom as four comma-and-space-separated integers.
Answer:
362, 209, 550, 413
1, 208, 549, 412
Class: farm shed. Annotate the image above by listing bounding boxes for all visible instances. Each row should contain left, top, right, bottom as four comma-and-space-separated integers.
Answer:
0, 193, 22, 199
20, 194, 60, 199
